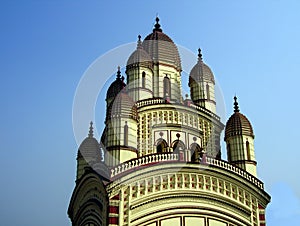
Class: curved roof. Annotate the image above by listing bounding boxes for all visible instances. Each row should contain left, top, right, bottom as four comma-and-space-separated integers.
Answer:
127, 35, 153, 69
189, 49, 215, 86
224, 97, 254, 140
106, 68, 126, 100
106, 91, 137, 121
142, 17, 181, 71
79, 122, 102, 163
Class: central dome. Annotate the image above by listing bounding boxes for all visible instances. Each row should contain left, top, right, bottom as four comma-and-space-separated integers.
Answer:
142, 17, 181, 71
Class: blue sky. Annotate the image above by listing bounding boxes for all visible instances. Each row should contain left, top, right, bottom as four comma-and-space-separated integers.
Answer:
1, 1, 300, 225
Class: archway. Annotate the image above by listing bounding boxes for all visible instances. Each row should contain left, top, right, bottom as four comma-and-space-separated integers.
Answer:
156, 138, 168, 153
171, 140, 185, 154
190, 143, 202, 162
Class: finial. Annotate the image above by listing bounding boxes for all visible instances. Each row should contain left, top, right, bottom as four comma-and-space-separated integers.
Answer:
116, 66, 121, 79
153, 16, 162, 32
198, 48, 203, 61
234, 96, 240, 113
137, 35, 142, 49
159, 131, 164, 137
88, 121, 94, 138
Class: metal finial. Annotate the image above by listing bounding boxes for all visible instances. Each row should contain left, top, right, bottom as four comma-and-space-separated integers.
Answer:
198, 48, 203, 61
137, 35, 142, 49
234, 96, 240, 113
88, 121, 93, 137
153, 16, 162, 32
117, 66, 121, 79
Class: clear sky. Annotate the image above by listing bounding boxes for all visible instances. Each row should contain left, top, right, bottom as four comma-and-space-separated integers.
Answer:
1, 0, 300, 225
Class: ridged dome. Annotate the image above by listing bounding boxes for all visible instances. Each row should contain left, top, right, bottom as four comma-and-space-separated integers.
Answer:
79, 122, 102, 163
106, 91, 137, 121
127, 35, 153, 69
106, 68, 126, 100
189, 49, 215, 86
224, 97, 254, 140
142, 17, 181, 71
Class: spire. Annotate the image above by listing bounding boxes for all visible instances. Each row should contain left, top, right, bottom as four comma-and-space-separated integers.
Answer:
198, 48, 203, 62
234, 96, 240, 113
153, 16, 162, 32
137, 35, 142, 49
88, 121, 94, 138
116, 66, 121, 79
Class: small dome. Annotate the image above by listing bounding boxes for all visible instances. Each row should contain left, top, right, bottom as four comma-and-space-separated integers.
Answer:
127, 35, 153, 69
106, 91, 138, 121
142, 17, 181, 71
189, 49, 215, 86
224, 97, 254, 140
79, 122, 102, 163
106, 67, 126, 100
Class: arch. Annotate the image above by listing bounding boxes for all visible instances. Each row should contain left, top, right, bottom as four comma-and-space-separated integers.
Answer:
156, 138, 168, 153
163, 75, 171, 98
142, 71, 146, 88
171, 140, 185, 154
246, 141, 251, 160
190, 143, 202, 162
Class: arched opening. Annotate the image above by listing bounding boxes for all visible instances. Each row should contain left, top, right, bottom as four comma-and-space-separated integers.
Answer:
172, 140, 185, 154
163, 75, 171, 98
142, 71, 146, 88
124, 122, 128, 146
156, 138, 168, 153
246, 141, 251, 160
206, 83, 210, 100
190, 143, 202, 162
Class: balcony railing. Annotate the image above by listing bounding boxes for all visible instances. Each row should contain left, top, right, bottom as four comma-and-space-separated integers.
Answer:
110, 152, 178, 178
205, 157, 264, 189
136, 98, 165, 108
110, 154, 264, 190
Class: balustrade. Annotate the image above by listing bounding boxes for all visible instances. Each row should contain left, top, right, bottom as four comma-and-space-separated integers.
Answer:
110, 154, 264, 190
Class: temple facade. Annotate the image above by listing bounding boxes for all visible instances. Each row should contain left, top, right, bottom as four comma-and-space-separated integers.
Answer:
68, 18, 270, 226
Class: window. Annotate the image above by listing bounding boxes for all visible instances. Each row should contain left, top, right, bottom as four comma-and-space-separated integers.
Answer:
142, 71, 146, 88
163, 75, 171, 98
124, 122, 128, 146
246, 141, 251, 160
206, 83, 210, 100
